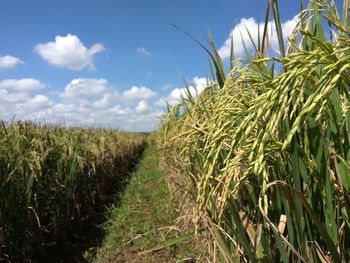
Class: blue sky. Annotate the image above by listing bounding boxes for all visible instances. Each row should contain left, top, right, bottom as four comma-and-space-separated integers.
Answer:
0, 0, 338, 131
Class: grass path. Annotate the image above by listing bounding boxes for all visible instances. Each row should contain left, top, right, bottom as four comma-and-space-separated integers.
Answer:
92, 141, 191, 262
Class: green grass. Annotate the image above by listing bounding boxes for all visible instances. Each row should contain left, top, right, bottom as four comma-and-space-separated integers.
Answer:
93, 141, 194, 262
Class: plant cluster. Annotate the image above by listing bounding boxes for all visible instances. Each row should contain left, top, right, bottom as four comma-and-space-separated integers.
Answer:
0, 121, 146, 261
160, 0, 350, 262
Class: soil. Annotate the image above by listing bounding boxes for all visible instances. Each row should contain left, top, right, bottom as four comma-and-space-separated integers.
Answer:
116, 246, 175, 263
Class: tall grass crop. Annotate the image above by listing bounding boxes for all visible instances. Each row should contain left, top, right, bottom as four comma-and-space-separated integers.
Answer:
0, 121, 146, 261
160, 0, 350, 261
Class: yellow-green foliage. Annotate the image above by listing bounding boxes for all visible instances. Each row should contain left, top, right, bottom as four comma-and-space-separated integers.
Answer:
160, 0, 350, 262
0, 121, 146, 261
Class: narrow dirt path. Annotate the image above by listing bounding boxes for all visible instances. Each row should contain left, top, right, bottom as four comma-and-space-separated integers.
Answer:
93, 142, 194, 263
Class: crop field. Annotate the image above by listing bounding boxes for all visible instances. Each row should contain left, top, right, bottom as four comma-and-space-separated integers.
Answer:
2, 0, 350, 262
0, 121, 146, 261
159, 0, 350, 262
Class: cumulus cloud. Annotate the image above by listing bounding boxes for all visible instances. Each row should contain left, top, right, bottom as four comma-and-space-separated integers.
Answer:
19, 95, 53, 114
106, 105, 130, 116
0, 89, 29, 103
29, 94, 51, 106
0, 77, 163, 132
61, 78, 109, 99
0, 78, 45, 91
122, 86, 156, 101
136, 47, 152, 57
34, 34, 105, 70
193, 76, 208, 92
93, 94, 114, 108
135, 100, 151, 113
0, 86, 53, 121
0, 55, 24, 69
156, 77, 208, 106
218, 15, 300, 59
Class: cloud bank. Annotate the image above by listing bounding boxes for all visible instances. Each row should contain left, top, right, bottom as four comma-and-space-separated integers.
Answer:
0, 78, 161, 132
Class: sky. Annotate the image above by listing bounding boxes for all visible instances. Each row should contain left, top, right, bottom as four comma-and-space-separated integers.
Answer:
0, 0, 341, 132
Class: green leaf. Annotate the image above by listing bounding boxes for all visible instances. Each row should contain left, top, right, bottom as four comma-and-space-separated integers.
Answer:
140, 231, 198, 255
271, 0, 285, 57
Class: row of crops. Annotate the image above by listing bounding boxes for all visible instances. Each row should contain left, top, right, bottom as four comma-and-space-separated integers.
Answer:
0, 121, 146, 261
160, 0, 350, 262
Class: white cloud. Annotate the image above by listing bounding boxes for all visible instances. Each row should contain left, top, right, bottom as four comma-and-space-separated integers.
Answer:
122, 86, 156, 101
0, 77, 163, 132
19, 95, 53, 114
0, 89, 29, 103
0, 88, 53, 121
136, 47, 152, 57
0, 78, 45, 91
54, 79, 159, 131
156, 77, 207, 106
93, 94, 114, 108
193, 76, 208, 92
52, 103, 82, 115
34, 34, 105, 70
156, 89, 181, 106
29, 94, 50, 106
0, 55, 24, 69
61, 78, 109, 99
135, 100, 151, 113
107, 105, 130, 116
218, 15, 299, 59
